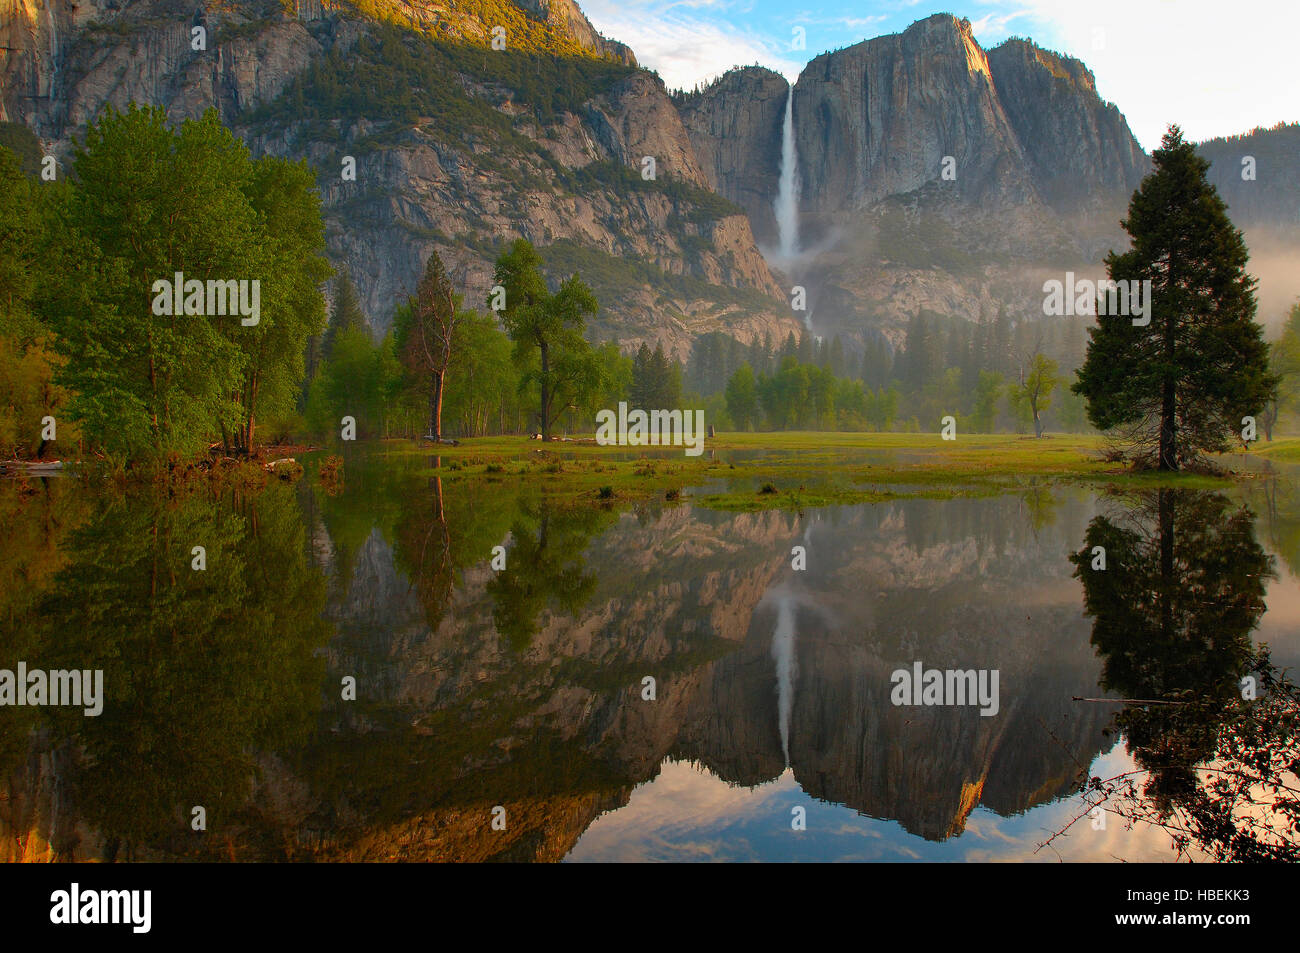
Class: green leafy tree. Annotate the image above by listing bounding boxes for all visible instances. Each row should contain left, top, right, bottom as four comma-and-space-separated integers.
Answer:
230, 154, 331, 453
725, 362, 758, 431
0, 144, 73, 458
493, 238, 598, 439
865, 386, 899, 432
0, 145, 41, 342
760, 356, 810, 429
44, 105, 255, 458
443, 310, 523, 436
592, 340, 632, 413
305, 323, 385, 439
1073, 126, 1276, 469
1270, 302, 1300, 435
1017, 353, 1059, 438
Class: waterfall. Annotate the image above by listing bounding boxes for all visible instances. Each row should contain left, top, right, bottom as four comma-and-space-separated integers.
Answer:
774, 84, 801, 263
771, 594, 797, 766
44, 0, 58, 100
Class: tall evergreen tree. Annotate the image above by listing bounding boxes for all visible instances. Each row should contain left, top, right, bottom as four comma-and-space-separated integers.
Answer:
1073, 126, 1276, 470
323, 270, 367, 361
630, 342, 652, 407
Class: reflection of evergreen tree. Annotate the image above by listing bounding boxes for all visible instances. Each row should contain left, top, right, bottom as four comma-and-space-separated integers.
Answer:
1070, 490, 1300, 859
485, 502, 609, 651
24, 485, 330, 856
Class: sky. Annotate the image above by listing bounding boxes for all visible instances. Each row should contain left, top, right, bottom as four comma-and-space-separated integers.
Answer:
578, 0, 1300, 151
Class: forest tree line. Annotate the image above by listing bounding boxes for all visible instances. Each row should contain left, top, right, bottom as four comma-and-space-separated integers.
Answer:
3, 111, 1299, 462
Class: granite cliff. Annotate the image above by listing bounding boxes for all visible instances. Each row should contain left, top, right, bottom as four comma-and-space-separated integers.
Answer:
0, 0, 800, 356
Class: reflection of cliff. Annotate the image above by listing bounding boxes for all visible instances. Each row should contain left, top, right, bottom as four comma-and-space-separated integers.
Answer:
5, 481, 1138, 859
274, 500, 803, 861
673, 495, 1115, 840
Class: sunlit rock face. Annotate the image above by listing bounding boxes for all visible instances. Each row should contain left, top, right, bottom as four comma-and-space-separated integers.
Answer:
677, 66, 789, 250
0, 0, 800, 357
793, 14, 1033, 214
679, 15, 1150, 345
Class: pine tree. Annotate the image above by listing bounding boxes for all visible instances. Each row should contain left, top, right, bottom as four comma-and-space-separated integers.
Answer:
630, 342, 652, 407
1073, 126, 1276, 470
323, 270, 368, 360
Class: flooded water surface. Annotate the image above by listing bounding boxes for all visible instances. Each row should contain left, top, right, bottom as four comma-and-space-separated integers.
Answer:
3, 448, 1298, 861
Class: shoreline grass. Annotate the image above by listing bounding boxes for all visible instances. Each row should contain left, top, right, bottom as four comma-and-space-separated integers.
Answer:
338, 431, 1274, 511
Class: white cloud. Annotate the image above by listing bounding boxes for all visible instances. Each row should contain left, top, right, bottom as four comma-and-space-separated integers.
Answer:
790, 12, 889, 31
973, 0, 1300, 149
582, 0, 803, 88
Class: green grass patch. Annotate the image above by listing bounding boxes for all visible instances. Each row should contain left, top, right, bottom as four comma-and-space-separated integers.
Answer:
363, 431, 1248, 512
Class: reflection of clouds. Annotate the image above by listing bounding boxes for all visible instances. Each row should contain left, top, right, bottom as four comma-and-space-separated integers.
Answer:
567, 749, 1200, 862
960, 746, 1210, 863
1256, 561, 1300, 666
568, 760, 796, 862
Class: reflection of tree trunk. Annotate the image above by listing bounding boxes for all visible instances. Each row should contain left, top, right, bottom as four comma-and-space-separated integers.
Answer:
418, 458, 451, 615
1159, 489, 1174, 642
539, 341, 551, 440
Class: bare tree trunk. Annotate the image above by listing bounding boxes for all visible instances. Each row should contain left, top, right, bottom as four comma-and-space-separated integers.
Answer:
431, 370, 444, 440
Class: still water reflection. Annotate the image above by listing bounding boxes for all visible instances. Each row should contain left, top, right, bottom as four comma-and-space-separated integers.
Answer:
2, 450, 1297, 861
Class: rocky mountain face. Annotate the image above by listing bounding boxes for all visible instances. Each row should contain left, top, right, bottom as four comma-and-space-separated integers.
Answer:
985, 38, 1147, 219
4, 2, 1294, 359
678, 14, 1154, 348
0, 0, 800, 356
793, 15, 1036, 215
1195, 123, 1300, 328
675, 65, 789, 250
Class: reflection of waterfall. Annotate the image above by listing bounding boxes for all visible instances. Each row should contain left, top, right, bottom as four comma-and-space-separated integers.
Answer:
774, 85, 801, 265
771, 595, 797, 766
